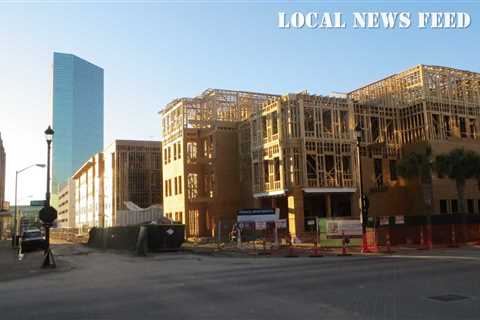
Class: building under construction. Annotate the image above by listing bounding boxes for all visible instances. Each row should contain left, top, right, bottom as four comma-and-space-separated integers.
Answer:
161, 65, 480, 239
249, 93, 358, 237
349, 65, 480, 219
160, 89, 277, 237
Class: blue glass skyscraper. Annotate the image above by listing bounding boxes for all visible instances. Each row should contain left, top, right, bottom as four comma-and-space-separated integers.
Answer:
51, 52, 104, 196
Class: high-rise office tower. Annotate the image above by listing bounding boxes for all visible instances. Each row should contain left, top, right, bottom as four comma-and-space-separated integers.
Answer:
51, 52, 104, 202
0, 133, 5, 210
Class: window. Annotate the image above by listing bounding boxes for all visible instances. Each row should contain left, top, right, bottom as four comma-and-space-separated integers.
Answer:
174, 177, 178, 195
168, 147, 171, 163
459, 117, 467, 138
469, 119, 476, 139
253, 162, 260, 185
440, 200, 448, 214
340, 111, 349, 134
164, 148, 168, 165
444, 116, 451, 137
177, 143, 182, 159
305, 108, 314, 133
389, 160, 398, 181
204, 174, 214, 198
322, 110, 332, 134
173, 143, 177, 160
263, 160, 269, 183
175, 212, 182, 223
467, 199, 474, 214
187, 174, 199, 200
374, 159, 384, 187
272, 112, 278, 135
432, 114, 440, 137
186, 142, 197, 163
371, 117, 380, 141
178, 176, 182, 194
262, 116, 268, 138
451, 199, 458, 213
306, 155, 317, 179
274, 158, 280, 181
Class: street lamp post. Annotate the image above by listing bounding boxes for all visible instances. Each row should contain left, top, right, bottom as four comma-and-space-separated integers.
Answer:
12, 163, 46, 248
40, 125, 57, 268
355, 124, 371, 253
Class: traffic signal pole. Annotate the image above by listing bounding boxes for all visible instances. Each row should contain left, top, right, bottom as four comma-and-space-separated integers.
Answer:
356, 128, 371, 254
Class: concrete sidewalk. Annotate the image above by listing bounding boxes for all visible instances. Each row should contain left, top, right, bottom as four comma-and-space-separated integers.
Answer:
182, 240, 480, 258
0, 240, 73, 282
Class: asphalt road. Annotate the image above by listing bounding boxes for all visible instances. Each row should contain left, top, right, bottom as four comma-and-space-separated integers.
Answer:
1, 244, 480, 320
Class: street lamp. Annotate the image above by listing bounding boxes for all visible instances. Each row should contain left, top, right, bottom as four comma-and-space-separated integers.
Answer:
12, 163, 46, 248
44, 126, 54, 206
40, 125, 57, 268
355, 124, 370, 253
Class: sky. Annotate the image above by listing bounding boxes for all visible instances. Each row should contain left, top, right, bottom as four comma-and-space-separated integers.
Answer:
0, 0, 479, 205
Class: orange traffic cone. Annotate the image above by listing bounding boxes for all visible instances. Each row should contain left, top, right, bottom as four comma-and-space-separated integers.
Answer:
285, 233, 298, 257
383, 229, 394, 254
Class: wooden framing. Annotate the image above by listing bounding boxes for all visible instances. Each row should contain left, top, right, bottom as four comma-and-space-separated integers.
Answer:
160, 89, 278, 237
250, 93, 357, 195
349, 65, 480, 217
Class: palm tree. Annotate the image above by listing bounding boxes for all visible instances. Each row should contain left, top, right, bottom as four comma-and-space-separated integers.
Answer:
397, 147, 434, 209
434, 148, 478, 214
397, 147, 434, 247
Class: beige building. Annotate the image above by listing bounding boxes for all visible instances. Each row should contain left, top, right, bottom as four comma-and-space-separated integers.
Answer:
103, 140, 162, 226
72, 153, 104, 229
160, 89, 277, 237
71, 140, 162, 229
57, 179, 76, 228
0, 133, 5, 210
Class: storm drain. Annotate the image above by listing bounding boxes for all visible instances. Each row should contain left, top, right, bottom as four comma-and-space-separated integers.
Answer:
427, 294, 470, 302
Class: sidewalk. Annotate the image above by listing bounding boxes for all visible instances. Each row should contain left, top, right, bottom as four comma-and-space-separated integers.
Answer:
182, 240, 480, 258
0, 240, 73, 282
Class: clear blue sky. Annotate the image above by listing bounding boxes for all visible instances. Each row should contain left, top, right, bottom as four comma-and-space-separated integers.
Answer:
0, 1, 479, 204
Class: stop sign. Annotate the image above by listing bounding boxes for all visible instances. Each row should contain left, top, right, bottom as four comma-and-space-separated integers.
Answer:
39, 206, 58, 224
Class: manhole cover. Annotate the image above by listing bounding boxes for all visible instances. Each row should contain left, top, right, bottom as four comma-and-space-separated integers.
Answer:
428, 294, 470, 302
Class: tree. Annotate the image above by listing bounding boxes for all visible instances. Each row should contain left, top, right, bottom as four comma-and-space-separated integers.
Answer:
434, 148, 479, 214
397, 147, 434, 248
397, 147, 434, 209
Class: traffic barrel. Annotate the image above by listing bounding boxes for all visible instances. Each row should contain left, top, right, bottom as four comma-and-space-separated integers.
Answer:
285, 232, 298, 257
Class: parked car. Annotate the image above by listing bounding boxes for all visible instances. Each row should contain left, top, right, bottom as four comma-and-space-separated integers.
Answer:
20, 229, 47, 252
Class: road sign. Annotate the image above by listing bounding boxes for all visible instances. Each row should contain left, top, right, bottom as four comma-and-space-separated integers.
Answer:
255, 221, 267, 230
326, 219, 362, 238
380, 217, 389, 226
237, 208, 278, 222
276, 219, 287, 229
395, 216, 405, 224
38, 206, 57, 224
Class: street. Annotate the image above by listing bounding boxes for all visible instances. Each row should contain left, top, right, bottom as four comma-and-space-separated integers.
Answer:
1, 243, 480, 320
